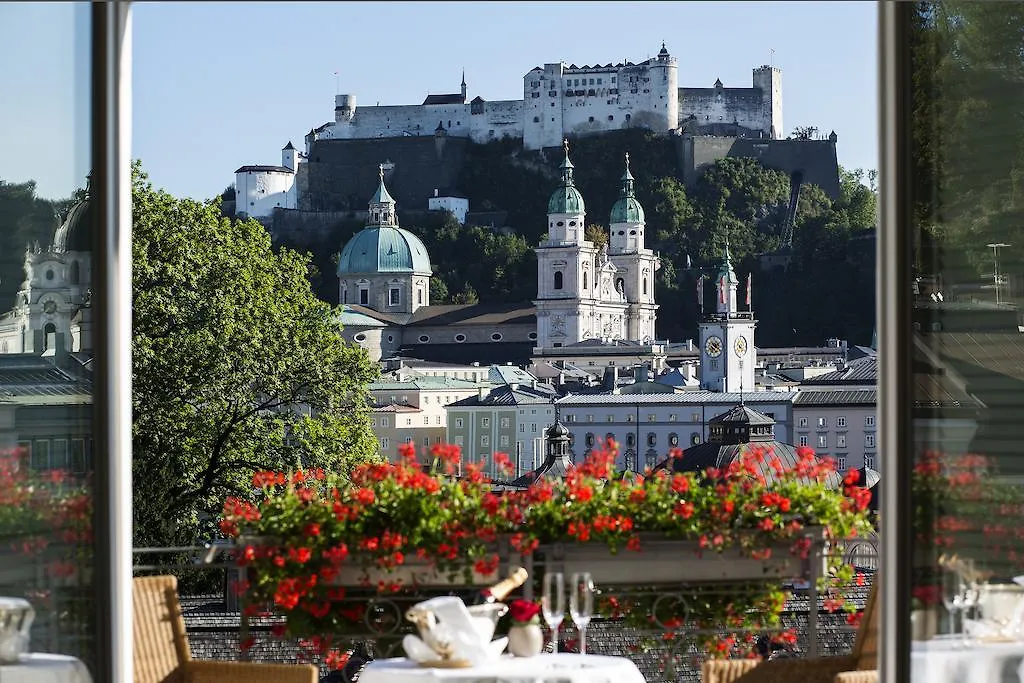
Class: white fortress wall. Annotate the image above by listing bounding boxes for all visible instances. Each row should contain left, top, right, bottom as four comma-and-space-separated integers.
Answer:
679, 87, 769, 132
468, 100, 525, 142
319, 103, 474, 140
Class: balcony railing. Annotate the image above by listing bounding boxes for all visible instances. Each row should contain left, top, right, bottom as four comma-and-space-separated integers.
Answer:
125, 533, 878, 683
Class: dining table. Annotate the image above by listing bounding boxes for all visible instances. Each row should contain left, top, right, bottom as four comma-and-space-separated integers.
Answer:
0, 653, 92, 683
358, 653, 647, 683
912, 637, 1024, 683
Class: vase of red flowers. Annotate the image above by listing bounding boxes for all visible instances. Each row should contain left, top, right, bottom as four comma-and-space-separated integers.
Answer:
507, 599, 544, 657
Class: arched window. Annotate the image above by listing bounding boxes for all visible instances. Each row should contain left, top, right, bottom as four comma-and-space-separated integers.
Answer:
643, 277, 648, 295
582, 271, 588, 289
616, 277, 624, 292
554, 271, 564, 290
69, 261, 80, 284
43, 323, 56, 350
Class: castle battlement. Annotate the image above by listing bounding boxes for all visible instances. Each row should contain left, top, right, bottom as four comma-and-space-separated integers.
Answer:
309, 44, 782, 152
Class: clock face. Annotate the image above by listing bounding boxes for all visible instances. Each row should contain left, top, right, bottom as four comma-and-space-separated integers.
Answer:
704, 335, 723, 358
43, 300, 57, 314
734, 336, 748, 357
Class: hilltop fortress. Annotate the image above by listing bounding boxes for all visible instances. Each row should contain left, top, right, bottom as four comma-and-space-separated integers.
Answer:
312, 44, 783, 150
234, 44, 838, 224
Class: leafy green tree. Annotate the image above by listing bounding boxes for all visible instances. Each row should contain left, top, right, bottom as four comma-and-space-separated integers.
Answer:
585, 224, 609, 249
131, 162, 379, 547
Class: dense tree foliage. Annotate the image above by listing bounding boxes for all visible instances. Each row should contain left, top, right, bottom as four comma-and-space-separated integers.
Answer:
911, 2, 1024, 291
132, 162, 379, 547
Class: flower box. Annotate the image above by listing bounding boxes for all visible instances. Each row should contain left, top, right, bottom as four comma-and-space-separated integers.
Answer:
529, 530, 823, 588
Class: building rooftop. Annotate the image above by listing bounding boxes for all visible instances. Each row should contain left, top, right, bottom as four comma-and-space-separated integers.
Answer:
234, 165, 293, 174
792, 390, 877, 406
368, 377, 483, 392
556, 391, 799, 406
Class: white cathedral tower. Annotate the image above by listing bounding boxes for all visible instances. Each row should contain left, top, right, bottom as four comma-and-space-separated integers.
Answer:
698, 242, 756, 392
608, 152, 660, 343
534, 142, 662, 350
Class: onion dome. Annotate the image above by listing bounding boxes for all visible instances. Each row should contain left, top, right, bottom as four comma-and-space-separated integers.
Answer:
547, 139, 586, 215
609, 152, 645, 224
52, 185, 93, 253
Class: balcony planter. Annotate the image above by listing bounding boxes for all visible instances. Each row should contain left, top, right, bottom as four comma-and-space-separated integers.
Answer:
531, 529, 825, 587
222, 444, 873, 666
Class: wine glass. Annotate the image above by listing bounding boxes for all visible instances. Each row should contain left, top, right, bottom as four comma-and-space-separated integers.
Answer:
542, 572, 564, 653
569, 572, 594, 655
941, 567, 965, 644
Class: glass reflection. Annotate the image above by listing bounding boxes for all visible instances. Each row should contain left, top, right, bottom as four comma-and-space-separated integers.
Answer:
0, 2, 95, 675
910, 1, 1024, 678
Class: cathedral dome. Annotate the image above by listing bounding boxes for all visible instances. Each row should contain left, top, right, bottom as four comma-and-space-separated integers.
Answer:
336, 226, 432, 275
609, 153, 644, 224
548, 142, 585, 215
52, 194, 93, 253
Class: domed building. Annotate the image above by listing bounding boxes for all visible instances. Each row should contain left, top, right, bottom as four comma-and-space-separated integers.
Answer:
655, 403, 846, 489
338, 166, 537, 362
338, 167, 433, 314
0, 189, 93, 354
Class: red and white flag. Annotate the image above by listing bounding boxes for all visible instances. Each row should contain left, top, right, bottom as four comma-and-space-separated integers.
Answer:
696, 276, 704, 310
746, 273, 752, 307
720, 276, 726, 304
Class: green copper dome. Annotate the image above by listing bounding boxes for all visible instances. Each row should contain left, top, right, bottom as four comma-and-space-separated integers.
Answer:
337, 170, 431, 275
336, 226, 432, 275
609, 152, 645, 224
547, 142, 586, 215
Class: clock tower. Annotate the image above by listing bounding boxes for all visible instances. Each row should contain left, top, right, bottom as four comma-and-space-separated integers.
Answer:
698, 243, 756, 393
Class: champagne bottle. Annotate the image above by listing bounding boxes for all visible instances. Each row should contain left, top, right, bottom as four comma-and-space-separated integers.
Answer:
470, 567, 529, 605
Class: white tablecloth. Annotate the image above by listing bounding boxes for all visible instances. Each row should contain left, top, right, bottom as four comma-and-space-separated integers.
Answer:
0, 654, 92, 683
912, 638, 1024, 683
360, 653, 647, 683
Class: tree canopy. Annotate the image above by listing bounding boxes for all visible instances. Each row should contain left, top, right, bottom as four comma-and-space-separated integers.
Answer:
132, 162, 379, 547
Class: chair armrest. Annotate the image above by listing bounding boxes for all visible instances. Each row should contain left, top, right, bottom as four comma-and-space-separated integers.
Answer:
185, 659, 319, 683
834, 671, 878, 683
702, 655, 859, 683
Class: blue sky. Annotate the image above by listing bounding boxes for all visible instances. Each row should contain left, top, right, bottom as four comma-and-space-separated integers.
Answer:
1, 2, 878, 202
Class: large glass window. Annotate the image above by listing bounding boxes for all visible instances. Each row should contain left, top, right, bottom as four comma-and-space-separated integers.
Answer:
0, 2, 99, 676
901, 2, 1024, 679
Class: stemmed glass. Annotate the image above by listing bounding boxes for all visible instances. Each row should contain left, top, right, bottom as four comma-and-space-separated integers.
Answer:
542, 572, 565, 654
941, 566, 966, 644
569, 572, 594, 655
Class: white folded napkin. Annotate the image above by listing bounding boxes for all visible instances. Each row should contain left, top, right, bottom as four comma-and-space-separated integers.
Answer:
964, 618, 1021, 642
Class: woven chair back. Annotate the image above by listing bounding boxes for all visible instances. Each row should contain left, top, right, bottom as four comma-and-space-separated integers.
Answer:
133, 575, 192, 683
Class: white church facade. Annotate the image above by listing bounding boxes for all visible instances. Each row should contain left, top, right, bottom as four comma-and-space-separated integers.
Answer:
308, 44, 782, 152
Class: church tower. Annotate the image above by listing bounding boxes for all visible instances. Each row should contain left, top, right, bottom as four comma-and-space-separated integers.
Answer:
698, 242, 756, 392
534, 141, 628, 349
608, 152, 660, 343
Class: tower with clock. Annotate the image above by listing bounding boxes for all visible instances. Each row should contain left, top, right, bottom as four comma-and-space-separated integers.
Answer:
698, 243, 756, 393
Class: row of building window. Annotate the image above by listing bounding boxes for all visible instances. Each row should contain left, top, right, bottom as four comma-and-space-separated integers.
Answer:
797, 416, 875, 428
21, 438, 92, 474
566, 412, 765, 423
797, 434, 876, 449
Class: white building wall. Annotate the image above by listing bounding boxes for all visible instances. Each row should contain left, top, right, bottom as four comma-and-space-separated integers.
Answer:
428, 196, 469, 224
468, 101, 525, 142
235, 169, 296, 218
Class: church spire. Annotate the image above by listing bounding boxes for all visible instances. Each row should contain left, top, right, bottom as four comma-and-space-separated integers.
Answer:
461, 69, 467, 100
560, 138, 575, 186
619, 151, 635, 198
367, 164, 397, 227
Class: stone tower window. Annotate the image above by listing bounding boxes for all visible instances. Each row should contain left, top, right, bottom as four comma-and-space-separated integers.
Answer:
554, 271, 563, 290
582, 272, 588, 289
643, 278, 648, 295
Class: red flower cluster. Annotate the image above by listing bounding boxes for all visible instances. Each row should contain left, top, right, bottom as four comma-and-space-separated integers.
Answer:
508, 598, 541, 624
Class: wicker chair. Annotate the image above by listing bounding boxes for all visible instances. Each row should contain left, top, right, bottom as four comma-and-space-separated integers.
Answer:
702, 580, 878, 683
133, 575, 319, 683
